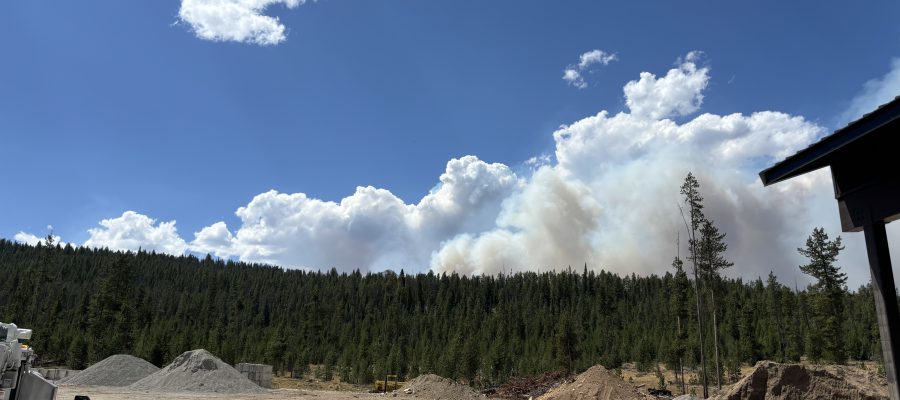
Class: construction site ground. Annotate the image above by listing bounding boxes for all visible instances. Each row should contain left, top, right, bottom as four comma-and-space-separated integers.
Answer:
57, 386, 420, 400
56, 359, 888, 400
618, 359, 885, 398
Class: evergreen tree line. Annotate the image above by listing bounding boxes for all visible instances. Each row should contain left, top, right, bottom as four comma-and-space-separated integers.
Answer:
0, 237, 883, 387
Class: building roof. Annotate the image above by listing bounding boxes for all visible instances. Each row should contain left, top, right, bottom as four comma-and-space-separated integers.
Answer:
759, 95, 900, 186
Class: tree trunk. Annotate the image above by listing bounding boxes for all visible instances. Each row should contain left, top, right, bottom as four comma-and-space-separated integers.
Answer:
706, 254, 722, 390
776, 297, 787, 362
713, 305, 721, 390
677, 316, 686, 395
708, 279, 721, 390
692, 258, 708, 398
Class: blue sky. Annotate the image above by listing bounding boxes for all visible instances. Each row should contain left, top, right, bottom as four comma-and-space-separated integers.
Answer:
2, 0, 899, 285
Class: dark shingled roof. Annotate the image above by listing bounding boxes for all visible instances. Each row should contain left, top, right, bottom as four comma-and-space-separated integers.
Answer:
759, 95, 900, 186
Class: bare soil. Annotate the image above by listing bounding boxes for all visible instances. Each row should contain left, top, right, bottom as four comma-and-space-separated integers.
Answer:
400, 374, 486, 400
58, 385, 456, 400
619, 360, 886, 398
488, 371, 570, 399
272, 376, 370, 392
538, 365, 647, 400
711, 361, 889, 400
57, 360, 890, 400
58, 386, 382, 400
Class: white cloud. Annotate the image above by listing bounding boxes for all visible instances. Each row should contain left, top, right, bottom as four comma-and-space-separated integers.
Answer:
563, 49, 617, 89
623, 51, 708, 119
525, 154, 552, 170
14, 232, 42, 246
84, 211, 188, 255
578, 49, 618, 69
563, 69, 587, 89
14, 232, 66, 247
191, 221, 236, 259
178, 0, 308, 45
841, 58, 900, 124
33, 52, 899, 287
187, 155, 522, 271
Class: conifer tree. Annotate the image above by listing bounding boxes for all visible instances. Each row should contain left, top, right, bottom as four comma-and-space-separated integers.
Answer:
555, 312, 577, 374
765, 272, 787, 362
697, 218, 733, 389
680, 172, 709, 398
87, 256, 135, 363
669, 257, 690, 394
266, 327, 287, 375
798, 227, 848, 364
0, 238, 884, 384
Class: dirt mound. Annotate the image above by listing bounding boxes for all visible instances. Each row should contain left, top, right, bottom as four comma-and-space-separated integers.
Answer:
401, 374, 486, 399
130, 349, 265, 394
713, 361, 888, 400
58, 354, 159, 386
490, 371, 570, 399
538, 365, 644, 400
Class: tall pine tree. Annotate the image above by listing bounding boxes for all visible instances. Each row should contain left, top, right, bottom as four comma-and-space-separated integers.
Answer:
680, 172, 709, 398
798, 227, 847, 364
697, 218, 733, 389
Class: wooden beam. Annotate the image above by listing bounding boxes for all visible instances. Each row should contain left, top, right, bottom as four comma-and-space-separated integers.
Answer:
864, 221, 900, 400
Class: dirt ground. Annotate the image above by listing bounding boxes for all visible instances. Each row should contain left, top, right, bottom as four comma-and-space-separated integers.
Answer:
618, 360, 885, 398
57, 386, 414, 400
539, 365, 645, 400
617, 362, 754, 397
272, 376, 371, 392
711, 361, 889, 400
57, 360, 887, 400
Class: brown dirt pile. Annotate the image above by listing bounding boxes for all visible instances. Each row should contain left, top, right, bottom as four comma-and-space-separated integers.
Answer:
713, 361, 889, 400
538, 365, 645, 400
401, 374, 486, 399
489, 371, 570, 399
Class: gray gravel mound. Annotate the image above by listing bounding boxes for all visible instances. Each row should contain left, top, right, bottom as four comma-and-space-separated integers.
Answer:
129, 349, 265, 394
59, 354, 159, 386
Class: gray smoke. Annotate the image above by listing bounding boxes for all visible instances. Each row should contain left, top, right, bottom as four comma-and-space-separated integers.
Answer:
22, 53, 900, 289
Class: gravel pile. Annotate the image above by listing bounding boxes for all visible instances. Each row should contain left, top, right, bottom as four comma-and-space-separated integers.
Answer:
538, 365, 644, 400
130, 349, 266, 394
401, 374, 485, 399
58, 354, 159, 386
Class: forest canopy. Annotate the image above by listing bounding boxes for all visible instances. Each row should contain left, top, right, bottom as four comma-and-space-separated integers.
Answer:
0, 238, 882, 386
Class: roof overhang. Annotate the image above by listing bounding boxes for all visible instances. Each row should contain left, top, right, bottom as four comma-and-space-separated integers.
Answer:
759, 96, 900, 186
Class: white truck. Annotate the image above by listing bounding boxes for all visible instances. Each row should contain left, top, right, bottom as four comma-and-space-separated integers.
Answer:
0, 322, 58, 400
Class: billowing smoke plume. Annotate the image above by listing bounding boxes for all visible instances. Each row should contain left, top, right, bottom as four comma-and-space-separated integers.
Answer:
431, 54, 900, 287
432, 54, 835, 282
18, 53, 900, 287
